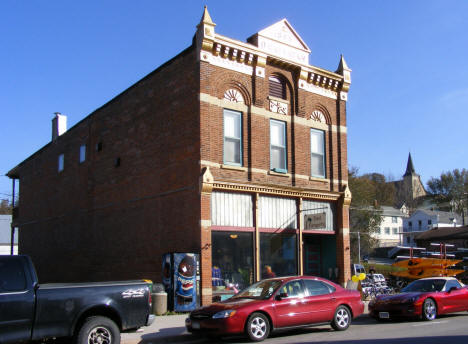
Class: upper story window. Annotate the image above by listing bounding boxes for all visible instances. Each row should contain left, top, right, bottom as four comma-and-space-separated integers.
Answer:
269, 76, 286, 99
270, 120, 287, 173
58, 154, 64, 172
223, 109, 242, 165
384, 227, 390, 235
428, 219, 432, 225
79, 144, 86, 163
392, 216, 398, 223
310, 129, 325, 178
418, 220, 422, 229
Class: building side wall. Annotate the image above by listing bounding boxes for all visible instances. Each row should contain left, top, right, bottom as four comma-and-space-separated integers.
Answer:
16, 47, 202, 283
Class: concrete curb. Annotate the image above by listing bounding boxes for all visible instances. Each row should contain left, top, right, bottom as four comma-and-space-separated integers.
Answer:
122, 302, 371, 344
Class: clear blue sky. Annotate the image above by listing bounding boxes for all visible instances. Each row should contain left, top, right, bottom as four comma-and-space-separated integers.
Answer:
1, 0, 467, 200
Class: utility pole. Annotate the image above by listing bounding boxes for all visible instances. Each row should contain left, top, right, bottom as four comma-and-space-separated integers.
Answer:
350, 231, 361, 263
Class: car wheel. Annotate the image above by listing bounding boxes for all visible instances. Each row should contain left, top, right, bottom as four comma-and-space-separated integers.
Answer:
331, 305, 351, 331
75, 316, 120, 344
245, 312, 270, 342
422, 298, 437, 321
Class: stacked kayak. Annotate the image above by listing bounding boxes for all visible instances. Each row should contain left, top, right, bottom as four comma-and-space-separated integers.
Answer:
391, 258, 463, 279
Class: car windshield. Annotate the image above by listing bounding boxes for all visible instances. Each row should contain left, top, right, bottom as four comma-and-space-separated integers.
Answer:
231, 279, 283, 300
401, 279, 446, 293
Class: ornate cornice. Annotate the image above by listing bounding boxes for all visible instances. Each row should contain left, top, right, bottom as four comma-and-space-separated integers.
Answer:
212, 180, 341, 202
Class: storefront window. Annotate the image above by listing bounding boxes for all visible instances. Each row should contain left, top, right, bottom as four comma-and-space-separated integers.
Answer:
212, 232, 254, 298
260, 233, 297, 279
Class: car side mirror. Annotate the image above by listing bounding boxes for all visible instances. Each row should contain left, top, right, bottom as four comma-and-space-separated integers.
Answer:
275, 292, 288, 300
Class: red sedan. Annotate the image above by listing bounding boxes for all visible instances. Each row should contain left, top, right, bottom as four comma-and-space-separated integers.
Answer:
186, 276, 364, 342
369, 277, 468, 321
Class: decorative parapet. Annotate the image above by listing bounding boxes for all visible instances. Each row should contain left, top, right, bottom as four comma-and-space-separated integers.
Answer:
195, 7, 351, 101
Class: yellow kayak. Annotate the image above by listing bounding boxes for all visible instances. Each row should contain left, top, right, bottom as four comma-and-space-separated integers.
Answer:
392, 258, 462, 269
391, 268, 465, 279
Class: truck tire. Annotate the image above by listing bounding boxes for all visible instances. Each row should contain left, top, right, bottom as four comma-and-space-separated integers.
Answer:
75, 316, 120, 344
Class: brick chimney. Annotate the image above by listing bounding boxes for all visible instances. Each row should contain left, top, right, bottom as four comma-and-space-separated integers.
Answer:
52, 112, 67, 141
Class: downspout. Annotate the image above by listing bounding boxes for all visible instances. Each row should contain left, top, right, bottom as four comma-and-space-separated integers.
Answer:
10, 178, 16, 255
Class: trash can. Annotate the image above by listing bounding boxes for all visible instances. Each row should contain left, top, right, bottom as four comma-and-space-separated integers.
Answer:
152, 292, 167, 315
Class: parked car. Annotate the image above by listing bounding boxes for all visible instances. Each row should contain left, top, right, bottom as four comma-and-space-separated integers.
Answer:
368, 277, 468, 321
0, 255, 155, 344
186, 276, 364, 342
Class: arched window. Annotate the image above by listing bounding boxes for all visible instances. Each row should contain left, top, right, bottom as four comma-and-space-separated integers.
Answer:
269, 76, 286, 99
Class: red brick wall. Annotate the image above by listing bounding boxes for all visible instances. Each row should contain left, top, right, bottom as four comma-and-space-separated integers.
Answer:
16, 46, 203, 283
199, 61, 348, 194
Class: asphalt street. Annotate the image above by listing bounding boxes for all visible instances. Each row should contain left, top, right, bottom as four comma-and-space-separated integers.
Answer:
121, 312, 468, 344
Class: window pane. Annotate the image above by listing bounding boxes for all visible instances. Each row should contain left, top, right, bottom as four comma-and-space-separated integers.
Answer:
270, 121, 285, 146
311, 129, 325, 178
304, 280, 334, 296
0, 259, 27, 292
311, 154, 324, 177
260, 233, 297, 278
279, 280, 305, 297
224, 110, 241, 165
310, 130, 324, 153
224, 138, 240, 164
79, 145, 86, 163
212, 232, 254, 292
224, 111, 240, 138
271, 147, 286, 170
58, 154, 64, 172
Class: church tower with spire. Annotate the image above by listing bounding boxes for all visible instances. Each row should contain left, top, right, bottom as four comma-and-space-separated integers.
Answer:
395, 153, 427, 207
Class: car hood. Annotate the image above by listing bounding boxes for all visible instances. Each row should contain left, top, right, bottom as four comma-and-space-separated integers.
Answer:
191, 298, 262, 315
374, 292, 424, 304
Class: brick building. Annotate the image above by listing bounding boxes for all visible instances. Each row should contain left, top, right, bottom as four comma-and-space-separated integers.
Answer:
8, 8, 353, 305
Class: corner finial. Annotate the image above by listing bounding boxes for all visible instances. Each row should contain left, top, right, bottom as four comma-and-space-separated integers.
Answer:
199, 6, 215, 26
336, 54, 352, 93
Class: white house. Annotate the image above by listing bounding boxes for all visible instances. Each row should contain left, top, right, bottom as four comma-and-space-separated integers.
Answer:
403, 209, 462, 246
373, 205, 408, 247
0, 215, 16, 255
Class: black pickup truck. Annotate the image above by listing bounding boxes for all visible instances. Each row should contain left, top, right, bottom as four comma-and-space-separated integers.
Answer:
0, 255, 155, 344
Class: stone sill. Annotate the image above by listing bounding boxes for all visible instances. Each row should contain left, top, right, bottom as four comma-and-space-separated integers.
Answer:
221, 164, 247, 172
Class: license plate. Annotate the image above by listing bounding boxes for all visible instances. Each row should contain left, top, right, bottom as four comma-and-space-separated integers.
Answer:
192, 321, 200, 329
379, 312, 389, 319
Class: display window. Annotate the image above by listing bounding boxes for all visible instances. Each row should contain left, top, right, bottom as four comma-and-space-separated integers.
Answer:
260, 233, 297, 279
211, 232, 254, 301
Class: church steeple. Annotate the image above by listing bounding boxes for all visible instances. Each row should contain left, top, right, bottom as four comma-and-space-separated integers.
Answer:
404, 153, 417, 176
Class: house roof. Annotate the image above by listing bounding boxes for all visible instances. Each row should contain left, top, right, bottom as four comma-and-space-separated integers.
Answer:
415, 226, 468, 241
411, 209, 463, 224
380, 206, 407, 217
0, 215, 14, 244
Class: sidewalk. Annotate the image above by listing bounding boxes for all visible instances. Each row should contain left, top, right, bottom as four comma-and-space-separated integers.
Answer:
121, 302, 369, 344
121, 314, 201, 344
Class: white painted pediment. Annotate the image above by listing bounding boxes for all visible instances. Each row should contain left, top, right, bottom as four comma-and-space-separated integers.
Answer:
253, 19, 311, 65
258, 19, 310, 51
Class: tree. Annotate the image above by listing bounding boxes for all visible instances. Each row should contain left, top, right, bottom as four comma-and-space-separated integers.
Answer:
427, 169, 468, 225
348, 167, 384, 263
0, 199, 12, 215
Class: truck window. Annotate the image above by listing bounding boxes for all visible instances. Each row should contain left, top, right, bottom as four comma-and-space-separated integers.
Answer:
0, 259, 27, 292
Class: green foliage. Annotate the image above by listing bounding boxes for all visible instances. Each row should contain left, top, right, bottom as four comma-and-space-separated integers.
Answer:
427, 168, 468, 222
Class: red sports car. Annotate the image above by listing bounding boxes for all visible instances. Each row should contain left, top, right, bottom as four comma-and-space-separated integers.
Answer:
369, 277, 468, 321
186, 276, 364, 342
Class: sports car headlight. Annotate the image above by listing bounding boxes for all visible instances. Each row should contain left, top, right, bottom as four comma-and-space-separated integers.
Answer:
405, 296, 420, 303
212, 310, 237, 319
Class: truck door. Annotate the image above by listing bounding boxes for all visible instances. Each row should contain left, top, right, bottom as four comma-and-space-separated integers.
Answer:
0, 256, 35, 343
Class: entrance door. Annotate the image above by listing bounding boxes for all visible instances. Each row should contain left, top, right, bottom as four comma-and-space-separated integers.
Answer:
303, 237, 321, 276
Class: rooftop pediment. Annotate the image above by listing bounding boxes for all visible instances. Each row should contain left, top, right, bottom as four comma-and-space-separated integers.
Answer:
248, 19, 311, 65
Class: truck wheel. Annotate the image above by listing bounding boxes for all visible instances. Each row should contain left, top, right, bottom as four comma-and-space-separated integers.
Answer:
75, 316, 120, 344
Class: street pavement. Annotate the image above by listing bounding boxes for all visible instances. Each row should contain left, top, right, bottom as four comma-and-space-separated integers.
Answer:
121, 308, 468, 344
